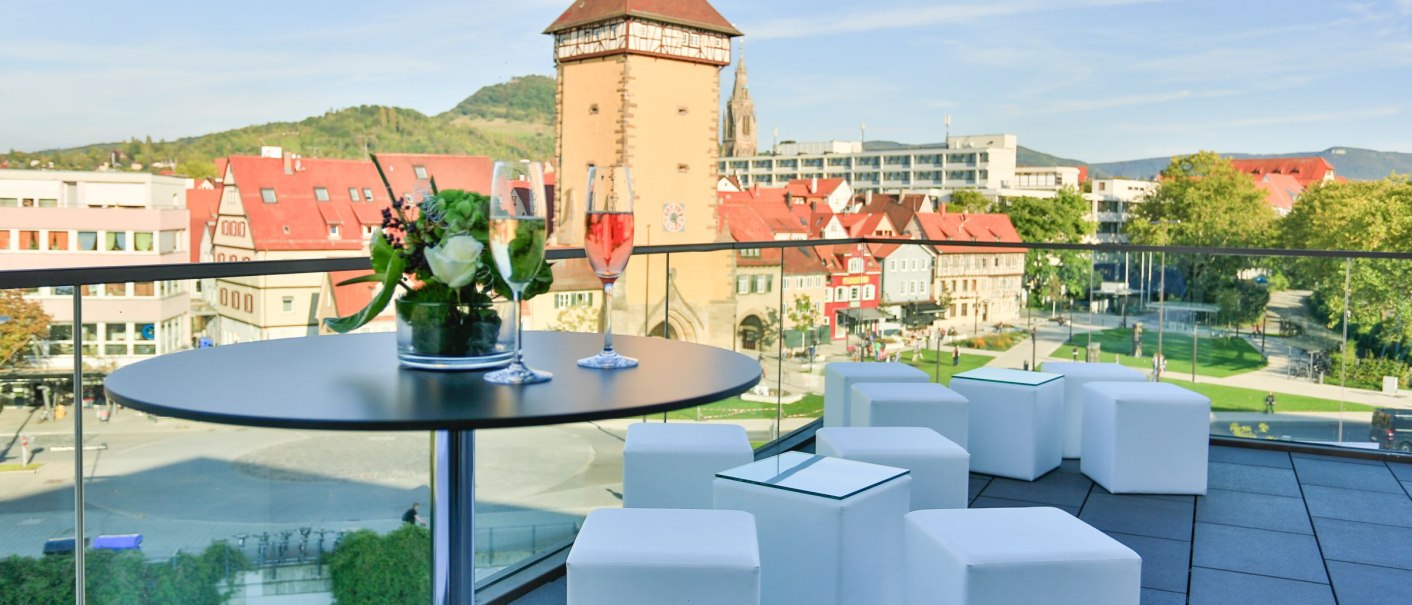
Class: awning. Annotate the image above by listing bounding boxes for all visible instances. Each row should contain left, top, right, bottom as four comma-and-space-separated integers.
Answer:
839, 307, 891, 322
908, 303, 946, 315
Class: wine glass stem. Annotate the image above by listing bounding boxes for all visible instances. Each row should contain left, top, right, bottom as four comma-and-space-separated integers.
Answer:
511, 288, 524, 366
602, 281, 615, 354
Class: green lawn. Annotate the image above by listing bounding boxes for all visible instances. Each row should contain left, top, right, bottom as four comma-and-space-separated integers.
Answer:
902, 350, 993, 384
668, 394, 824, 421
1159, 377, 1374, 413
1060, 328, 1266, 378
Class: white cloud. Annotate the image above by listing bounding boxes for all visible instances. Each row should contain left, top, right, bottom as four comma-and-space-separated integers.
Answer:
1005, 89, 1240, 117
744, 0, 1163, 40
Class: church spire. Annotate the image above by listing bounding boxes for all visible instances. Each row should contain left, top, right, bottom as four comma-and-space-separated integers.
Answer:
723, 48, 757, 157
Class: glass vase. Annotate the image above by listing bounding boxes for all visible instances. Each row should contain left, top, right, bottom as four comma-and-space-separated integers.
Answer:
395, 298, 512, 371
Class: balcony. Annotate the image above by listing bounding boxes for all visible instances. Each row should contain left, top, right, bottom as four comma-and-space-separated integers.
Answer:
3, 238, 1410, 604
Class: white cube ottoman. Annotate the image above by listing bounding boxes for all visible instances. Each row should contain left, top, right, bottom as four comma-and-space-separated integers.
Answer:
904, 507, 1141, 605
567, 508, 760, 605
623, 423, 754, 509
851, 382, 970, 450
817, 426, 969, 510
950, 368, 1064, 480
715, 452, 911, 605
1042, 362, 1147, 458
1081, 382, 1211, 494
824, 362, 930, 427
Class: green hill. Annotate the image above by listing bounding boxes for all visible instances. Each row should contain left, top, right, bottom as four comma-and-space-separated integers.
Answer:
1089, 148, 1412, 181
0, 76, 558, 177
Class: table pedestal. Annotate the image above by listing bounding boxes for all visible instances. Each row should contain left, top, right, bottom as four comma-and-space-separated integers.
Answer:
433, 430, 476, 605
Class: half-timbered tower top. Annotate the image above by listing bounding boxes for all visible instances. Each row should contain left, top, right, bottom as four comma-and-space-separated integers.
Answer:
546, 0, 741, 66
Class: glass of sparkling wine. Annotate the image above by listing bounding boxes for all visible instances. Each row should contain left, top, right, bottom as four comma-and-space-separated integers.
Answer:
484, 160, 552, 385
577, 165, 638, 369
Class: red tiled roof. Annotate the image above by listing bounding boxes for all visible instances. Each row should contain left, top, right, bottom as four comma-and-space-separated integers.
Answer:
1229, 157, 1335, 189
784, 177, 846, 199
549, 258, 603, 291
915, 212, 1027, 254
224, 155, 387, 252
329, 270, 380, 317
373, 153, 494, 201
545, 0, 742, 36
186, 187, 222, 263
1252, 173, 1303, 213
782, 247, 827, 276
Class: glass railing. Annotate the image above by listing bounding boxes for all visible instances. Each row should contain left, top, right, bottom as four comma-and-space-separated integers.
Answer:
2, 238, 1409, 604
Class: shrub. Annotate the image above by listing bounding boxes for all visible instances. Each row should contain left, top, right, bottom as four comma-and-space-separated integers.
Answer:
329, 525, 430, 605
0, 542, 242, 605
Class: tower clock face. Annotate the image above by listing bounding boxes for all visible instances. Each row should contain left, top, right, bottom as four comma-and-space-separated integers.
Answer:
662, 203, 686, 233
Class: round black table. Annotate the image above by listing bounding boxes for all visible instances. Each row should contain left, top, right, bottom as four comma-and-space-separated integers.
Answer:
105, 331, 762, 605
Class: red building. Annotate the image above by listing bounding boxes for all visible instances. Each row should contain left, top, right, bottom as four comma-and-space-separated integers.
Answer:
817, 243, 883, 340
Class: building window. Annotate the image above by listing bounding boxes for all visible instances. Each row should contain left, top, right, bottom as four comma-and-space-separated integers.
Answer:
848, 258, 863, 273
105, 231, 127, 251
329, 224, 341, 238
134, 232, 153, 252
282, 296, 294, 312
0, 198, 16, 207
18, 231, 39, 250
0, 230, 9, 250
754, 275, 770, 293
349, 188, 362, 202
962, 303, 969, 317
364, 188, 374, 202
46, 231, 69, 251
554, 292, 594, 308
260, 188, 277, 203
887, 260, 896, 271
741, 248, 761, 257
133, 282, 154, 296
835, 286, 847, 301
314, 187, 330, 202
244, 294, 253, 313
737, 276, 750, 294
850, 286, 861, 301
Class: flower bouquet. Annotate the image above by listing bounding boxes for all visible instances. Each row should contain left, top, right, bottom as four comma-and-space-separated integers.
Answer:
324, 189, 553, 369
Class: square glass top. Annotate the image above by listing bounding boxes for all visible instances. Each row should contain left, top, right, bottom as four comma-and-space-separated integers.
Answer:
716, 451, 909, 500
952, 367, 1062, 386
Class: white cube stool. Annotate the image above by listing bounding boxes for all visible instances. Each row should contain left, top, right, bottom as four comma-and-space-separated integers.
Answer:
567, 508, 760, 605
851, 382, 970, 450
715, 452, 911, 605
950, 368, 1064, 480
905, 507, 1141, 605
1042, 362, 1147, 458
623, 423, 754, 509
1081, 382, 1211, 494
824, 362, 930, 427
817, 427, 969, 510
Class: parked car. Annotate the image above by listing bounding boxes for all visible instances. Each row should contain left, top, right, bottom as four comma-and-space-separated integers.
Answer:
1369, 408, 1412, 452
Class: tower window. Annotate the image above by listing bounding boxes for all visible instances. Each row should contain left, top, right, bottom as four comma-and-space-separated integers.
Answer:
589, 104, 599, 115
678, 164, 690, 173
678, 106, 689, 116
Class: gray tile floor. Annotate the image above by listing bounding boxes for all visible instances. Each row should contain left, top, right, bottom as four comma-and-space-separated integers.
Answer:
513, 446, 1412, 604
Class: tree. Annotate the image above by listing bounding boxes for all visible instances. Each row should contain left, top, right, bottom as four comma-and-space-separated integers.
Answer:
999, 188, 1095, 306
786, 294, 821, 359
176, 160, 219, 180
0, 291, 50, 368
550, 302, 599, 333
330, 525, 430, 605
1281, 176, 1412, 353
1124, 151, 1275, 249
947, 189, 991, 213
1123, 152, 1276, 322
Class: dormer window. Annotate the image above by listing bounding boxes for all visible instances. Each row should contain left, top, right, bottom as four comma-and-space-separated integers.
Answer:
413, 165, 429, 180
260, 188, 277, 203
364, 188, 374, 202
329, 224, 341, 238
314, 187, 329, 202
348, 188, 361, 202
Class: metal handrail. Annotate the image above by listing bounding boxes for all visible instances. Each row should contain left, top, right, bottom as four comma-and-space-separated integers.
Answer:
3, 237, 1410, 290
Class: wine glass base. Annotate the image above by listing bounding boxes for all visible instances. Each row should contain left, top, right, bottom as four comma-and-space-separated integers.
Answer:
484, 363, 553, 385
577, 351, 639, 370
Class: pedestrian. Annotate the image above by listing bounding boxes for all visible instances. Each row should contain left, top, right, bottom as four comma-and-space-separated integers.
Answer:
952, 345, 960, 366
1023, 360, 1030, 371
1264, 391, 1276, 414
1072, 347, 1079, 361
402, 502, 425, 526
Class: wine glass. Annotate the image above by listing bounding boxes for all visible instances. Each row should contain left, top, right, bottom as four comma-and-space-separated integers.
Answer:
577, 165, 638, 369
484, 160, 552, 385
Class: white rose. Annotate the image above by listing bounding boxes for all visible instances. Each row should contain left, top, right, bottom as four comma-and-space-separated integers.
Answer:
425, 235, 483, 289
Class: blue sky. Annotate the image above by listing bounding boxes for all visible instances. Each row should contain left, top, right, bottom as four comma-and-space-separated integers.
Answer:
2, 0, 1409, 162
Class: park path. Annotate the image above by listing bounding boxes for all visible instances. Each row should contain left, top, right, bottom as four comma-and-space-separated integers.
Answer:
983, 312, 1412, 411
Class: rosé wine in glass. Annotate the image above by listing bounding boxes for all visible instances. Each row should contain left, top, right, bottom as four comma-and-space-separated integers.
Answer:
584, 211, 635, 284
578, 166, 639, 370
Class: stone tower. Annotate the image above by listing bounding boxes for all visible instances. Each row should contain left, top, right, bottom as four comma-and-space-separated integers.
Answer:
722, 56, 757, 157
546, 0, 742, 347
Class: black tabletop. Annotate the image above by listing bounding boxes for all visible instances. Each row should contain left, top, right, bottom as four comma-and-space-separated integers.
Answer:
104, 332, 763, 431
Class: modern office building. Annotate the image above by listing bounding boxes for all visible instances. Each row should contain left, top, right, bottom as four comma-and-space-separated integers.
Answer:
719, 134, 1020, 193
0, 169, 192, 369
